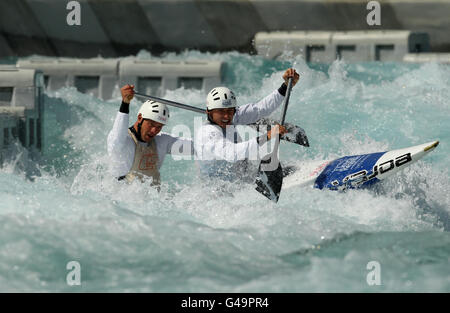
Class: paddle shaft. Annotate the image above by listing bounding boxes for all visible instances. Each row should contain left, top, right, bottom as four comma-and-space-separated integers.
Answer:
134, 92, 205, 114
254, 77, 295, 202
280, 77, 293, 125
137, 80, 294, 122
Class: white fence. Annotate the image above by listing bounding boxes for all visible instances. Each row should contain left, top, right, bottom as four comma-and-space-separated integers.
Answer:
17, 57, 224, 99
403, 53, 450, 64
254, 30, 430, 62
119, 59, 223, 97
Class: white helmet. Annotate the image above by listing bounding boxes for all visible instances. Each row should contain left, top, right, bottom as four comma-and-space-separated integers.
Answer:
206, 87, 237, 110
138, 100, 170, 125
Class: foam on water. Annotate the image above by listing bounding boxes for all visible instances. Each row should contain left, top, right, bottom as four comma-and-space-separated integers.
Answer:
0, 51, 449, 292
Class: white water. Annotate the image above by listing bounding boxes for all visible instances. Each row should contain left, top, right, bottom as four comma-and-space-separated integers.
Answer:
0, 52, 449, 292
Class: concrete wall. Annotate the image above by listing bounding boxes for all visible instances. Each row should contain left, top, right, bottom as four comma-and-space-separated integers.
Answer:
0, 0, 449, 58
0, 67, 44, 151
254, 30, 431, 62
17, 57, 224, 99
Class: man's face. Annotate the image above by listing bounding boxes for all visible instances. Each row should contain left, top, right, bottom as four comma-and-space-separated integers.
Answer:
138, 115, 164, 142
208, 108, 236, 129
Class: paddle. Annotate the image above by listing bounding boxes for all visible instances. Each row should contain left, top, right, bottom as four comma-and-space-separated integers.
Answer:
134, 91, 309, 147
135, 86, 305, 202
134, 92, 205, 114
249, 118, 309, 147
254, 77, 294, 202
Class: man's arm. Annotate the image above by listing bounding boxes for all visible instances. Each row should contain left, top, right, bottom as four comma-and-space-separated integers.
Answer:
195, 125, 276, 163
107, 85, 136, 177
108, 84, 135, 155
233, 86, 286, 125
233, 68, 299, 125
107, 102, 131, 155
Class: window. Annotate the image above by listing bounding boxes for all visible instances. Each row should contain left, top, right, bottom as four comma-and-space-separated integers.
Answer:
375, 44, 394, 61
29, 118, 34, 146
0, 87, 13, 106
138, 77, 162, 96
178, 77, 203, 90
43, 75, 50, 89
74, 76, 99, 97
306, 45, 325, 63
3, 128, 8, 146
336, 45, 356, 60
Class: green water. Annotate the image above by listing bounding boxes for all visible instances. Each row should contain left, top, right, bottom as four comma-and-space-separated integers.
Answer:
0, 51, 449, 292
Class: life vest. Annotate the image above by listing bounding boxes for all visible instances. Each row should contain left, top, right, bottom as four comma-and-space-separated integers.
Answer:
125, 129, 161, 187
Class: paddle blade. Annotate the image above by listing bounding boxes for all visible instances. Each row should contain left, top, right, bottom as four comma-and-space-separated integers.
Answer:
282, 122, 309, 147
250, 118, 309, 147
255, 161, 283, 202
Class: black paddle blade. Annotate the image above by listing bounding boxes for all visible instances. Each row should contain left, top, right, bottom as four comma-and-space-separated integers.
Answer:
282, 122, 309, 147
250, 118, 309, 147
255, 161, 283, 202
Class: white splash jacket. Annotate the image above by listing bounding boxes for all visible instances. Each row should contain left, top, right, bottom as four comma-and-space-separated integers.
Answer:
107, 111, 193, 180
195, 88, 286, 181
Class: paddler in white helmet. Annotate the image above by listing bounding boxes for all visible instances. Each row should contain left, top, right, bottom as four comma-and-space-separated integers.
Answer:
107, 84, 193, 187
194, 68, 300, 182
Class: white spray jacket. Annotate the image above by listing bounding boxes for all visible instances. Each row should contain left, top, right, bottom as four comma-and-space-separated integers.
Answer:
194, 89, 285, 181
107, 112, 193, 178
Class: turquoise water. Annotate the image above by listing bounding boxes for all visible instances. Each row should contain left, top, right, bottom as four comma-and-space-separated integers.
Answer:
0, 51, 449, 292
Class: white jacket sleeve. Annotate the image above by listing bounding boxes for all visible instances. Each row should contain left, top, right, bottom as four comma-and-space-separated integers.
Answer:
106, 112, 135, 177
107, 112, 130, 155
195, 124, 270, 163
233, 89, 284, 125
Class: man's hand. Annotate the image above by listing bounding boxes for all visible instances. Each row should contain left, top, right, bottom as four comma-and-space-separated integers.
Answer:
121, 84, 135, 104
282, 68, 300, 87
267, 124, 287, 140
